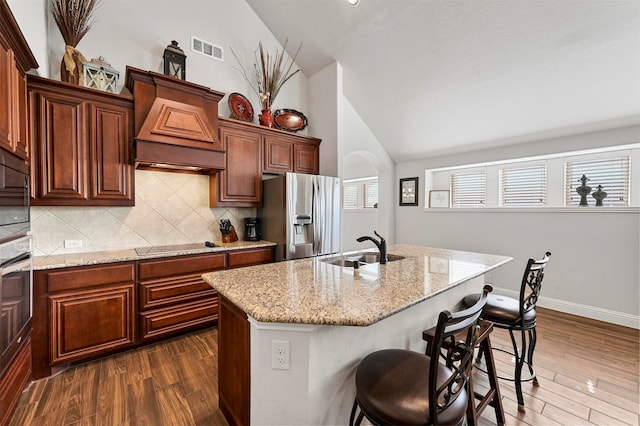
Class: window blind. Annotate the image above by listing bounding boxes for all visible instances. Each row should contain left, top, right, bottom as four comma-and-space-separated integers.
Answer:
565, 157, 630, 206
364, 182, 378, 208
451, 171, 486, 207
500, 165, 547, 206
342, 182, 358, 209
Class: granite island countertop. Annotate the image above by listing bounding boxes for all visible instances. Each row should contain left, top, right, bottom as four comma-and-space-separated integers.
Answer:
202, 244, 512, 327
33, 240, 277, 270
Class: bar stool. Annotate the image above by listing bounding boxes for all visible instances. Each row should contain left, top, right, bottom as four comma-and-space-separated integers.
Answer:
349, 285, 492, 426
423, 319, 505, 426
463, 251, 551, 412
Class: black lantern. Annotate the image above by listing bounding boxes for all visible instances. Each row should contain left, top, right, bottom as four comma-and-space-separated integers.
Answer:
163, 40, 186, 80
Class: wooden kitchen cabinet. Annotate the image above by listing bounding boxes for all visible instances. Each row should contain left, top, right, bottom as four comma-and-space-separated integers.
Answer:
28, 75, 134, 206
31, 246, 275, 379
138, 252, 225, 343
263, 133, 320, 175
228, 246, 275, 269
36, 262, 136, 372
210, 118, 263, 207
0, 1, 38, 162
211, 117, 321, 207
294, 140, 320, 174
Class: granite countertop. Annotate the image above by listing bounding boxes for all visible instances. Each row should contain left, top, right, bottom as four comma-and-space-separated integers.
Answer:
201, 244, 512, 327
33, 240, 277, 270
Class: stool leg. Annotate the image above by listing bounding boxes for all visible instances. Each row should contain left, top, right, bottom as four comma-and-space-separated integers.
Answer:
475, 346, 484, 364
528, 327, 539, 386
466, 366, 479, 426
508, 329, 527, 412
482, 335, 505, 426
349, 399, 358, 426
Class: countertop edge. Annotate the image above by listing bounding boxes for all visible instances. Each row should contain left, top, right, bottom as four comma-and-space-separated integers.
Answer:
33, 241, 277, 270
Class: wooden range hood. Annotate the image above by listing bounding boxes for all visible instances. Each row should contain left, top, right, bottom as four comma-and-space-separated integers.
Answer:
125, 66, 225, 173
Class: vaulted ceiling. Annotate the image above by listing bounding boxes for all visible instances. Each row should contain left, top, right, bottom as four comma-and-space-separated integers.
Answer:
247, 0, 640, 162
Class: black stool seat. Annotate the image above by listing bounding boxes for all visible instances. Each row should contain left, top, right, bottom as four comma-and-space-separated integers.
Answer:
355, 349, 467, 425
463, 294, 536, 325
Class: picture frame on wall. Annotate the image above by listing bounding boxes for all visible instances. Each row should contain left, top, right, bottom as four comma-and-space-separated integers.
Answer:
429, 190, 450, 208
399, 177, 419, 206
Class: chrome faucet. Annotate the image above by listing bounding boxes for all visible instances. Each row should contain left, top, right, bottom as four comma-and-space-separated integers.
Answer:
357, 230, 387, 264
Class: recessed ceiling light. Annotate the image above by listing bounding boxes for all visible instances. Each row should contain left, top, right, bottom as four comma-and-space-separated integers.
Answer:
346, 0, 360, 6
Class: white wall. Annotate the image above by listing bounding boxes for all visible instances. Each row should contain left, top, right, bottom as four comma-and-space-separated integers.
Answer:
336, 64, 395, 248
308, 63, 338, 177
396, 125, 640, 328
7, 0, 48, 77
308, 63, 395, 251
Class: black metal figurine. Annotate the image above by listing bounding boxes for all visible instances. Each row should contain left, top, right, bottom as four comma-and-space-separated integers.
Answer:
592, 184, 607, 206
576, 174, 591, 206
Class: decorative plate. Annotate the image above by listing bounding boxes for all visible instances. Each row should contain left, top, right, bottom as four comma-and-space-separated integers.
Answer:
274, 109, 308, 132
228, 92, 254, 122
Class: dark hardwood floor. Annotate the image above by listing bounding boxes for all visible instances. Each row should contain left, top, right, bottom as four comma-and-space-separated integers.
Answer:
7, 308, 639, 425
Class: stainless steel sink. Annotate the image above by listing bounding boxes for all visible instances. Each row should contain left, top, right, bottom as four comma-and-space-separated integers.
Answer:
322, 252, 405, 267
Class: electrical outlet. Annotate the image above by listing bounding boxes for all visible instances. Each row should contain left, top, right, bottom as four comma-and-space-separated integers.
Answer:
271, 339, 290, 370
64, 239, 83, 249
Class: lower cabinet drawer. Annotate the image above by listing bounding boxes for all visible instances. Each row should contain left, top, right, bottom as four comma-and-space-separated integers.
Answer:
228, 247, 274, 268
139, 298, 218, 343
139, 275, 217, 310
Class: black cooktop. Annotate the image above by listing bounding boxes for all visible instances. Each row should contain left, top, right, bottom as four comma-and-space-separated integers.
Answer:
135, 241, 216, 255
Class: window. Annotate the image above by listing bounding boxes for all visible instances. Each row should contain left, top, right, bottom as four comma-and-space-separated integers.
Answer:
451, 170, 486, 207
343, 182, 359, 209
565, 156, 630, 207
364, 181, 378, 208
500, 164, 547, 207
343, 177, 378, 209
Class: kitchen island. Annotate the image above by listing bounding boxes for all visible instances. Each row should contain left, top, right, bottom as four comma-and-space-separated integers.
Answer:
202, 244, 512, 425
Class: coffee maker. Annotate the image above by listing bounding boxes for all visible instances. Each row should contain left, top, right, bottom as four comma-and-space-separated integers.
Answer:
244, 217, 262, 241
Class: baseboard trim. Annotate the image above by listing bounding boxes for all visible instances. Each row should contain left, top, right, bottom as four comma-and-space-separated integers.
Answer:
493, 286, 640, 329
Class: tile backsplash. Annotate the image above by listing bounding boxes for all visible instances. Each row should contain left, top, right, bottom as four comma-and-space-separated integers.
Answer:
31, 170, 256, 256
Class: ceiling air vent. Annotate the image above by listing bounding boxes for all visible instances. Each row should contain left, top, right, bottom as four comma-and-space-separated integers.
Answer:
191, 35, 223, 61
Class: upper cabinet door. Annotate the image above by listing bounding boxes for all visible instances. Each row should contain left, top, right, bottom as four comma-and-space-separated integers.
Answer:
88, 103, 134, 203
294, 143, 319, 175
211, 123, 262, 207
263, 135, 294, 174
0, 45, 12, 153
30, 89, 87, 202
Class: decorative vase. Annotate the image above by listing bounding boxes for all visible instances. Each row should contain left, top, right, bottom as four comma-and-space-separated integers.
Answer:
259, 109, 275, 128
592, 184, 607, 206
576, 174, 591, 206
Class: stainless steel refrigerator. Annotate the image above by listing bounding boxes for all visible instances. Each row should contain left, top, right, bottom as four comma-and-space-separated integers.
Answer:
259, 172, 341, 261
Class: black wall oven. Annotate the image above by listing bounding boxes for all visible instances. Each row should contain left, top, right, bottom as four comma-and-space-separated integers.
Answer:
0, 149, 31, 377
0, 235, 31, 377
0, 149, 29, 242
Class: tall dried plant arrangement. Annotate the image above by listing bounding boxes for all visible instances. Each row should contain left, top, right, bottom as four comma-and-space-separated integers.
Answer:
231, 39, 302, 111
49, 0, 102, 83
